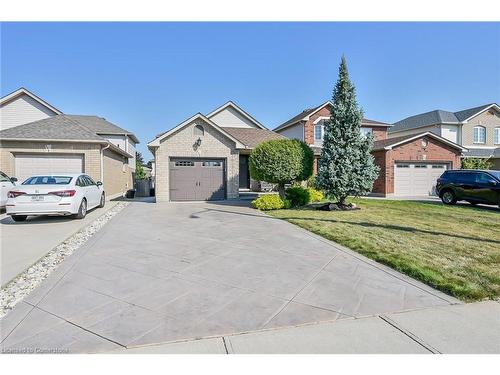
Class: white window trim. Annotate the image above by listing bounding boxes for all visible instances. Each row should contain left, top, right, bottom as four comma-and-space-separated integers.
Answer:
494, 127, 500, 145
314, 124, 323, 141
313, 116, 330, 124
473, 126, 486, 144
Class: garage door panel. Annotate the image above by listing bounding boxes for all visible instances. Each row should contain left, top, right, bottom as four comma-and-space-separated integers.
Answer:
15, 154, 84, 182
169, 158, 225, 201
394, 163, 448, 196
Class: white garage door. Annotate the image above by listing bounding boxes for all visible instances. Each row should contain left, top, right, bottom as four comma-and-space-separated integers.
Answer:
15, 154, 84, 183
394, 163, 448, 196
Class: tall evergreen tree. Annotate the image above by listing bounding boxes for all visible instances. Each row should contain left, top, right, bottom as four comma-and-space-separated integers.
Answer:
316, 56, 379, 207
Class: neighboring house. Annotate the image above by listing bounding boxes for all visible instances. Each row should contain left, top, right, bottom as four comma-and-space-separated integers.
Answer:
389, 103, 500, 169
274, 101, 391, 173
371, 132, 466, 196
148, 101, 284, 202
0, 87, 62, 131
0, 88, 139, 199
276, 101, 466, 197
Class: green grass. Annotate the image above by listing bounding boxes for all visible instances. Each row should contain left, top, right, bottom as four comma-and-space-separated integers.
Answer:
267, 199, 500, 301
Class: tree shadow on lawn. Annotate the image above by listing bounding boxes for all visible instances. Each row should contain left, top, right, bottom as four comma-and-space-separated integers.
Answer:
282, 216, 500, 245
409, 200, 500, 213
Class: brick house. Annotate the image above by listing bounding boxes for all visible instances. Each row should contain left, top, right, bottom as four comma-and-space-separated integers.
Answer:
0, 88, 138, 199
275, 101, 466, 197
148, 101, 284, 202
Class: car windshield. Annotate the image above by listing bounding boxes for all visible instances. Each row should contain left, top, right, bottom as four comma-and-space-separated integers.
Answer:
489, 171, 500, 180
22, 176, 73, 185
0, 172, 11, 182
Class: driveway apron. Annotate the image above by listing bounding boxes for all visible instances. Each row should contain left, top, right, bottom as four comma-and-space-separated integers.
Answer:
0, 201, 457, 352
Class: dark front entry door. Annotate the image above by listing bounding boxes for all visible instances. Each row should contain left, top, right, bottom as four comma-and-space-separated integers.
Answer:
169, 158, 225, 201
239, 155, 250, 189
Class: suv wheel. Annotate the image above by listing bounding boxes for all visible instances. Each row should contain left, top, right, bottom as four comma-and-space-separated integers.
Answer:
441, 190, 457, 205
98, 193, 105, 208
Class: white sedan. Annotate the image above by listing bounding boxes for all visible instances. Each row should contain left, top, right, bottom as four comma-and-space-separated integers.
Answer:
6, 173, 105, 222
1, 171, 18, 208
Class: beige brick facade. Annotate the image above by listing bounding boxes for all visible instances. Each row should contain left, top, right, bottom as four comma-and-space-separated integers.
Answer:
0, 140, 132, 199
153, 118, 240, 202
103, 148, 133, 198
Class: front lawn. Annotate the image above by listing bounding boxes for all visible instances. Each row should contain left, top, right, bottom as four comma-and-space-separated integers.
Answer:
267, 199, 500, 301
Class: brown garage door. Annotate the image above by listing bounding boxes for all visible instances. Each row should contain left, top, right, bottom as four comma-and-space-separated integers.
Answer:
169, 158, 226, 201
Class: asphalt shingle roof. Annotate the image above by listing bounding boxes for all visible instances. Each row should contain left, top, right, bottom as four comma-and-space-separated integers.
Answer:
66, 115, 139, 143
222, 127, 286, 149
0, 115, 105, 142
390, 103, 498, 133
462, 148, 500, 158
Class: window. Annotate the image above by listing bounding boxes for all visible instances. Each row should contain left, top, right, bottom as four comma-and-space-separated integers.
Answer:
473, 126, 486, 143
495, 127, 500, 144
84, 175, 96, 185
476, 172, 495, 185
415, 165, 428, 168
396, 164, 410, 168
202, 161, 222, 167
432, 165, 445, 169
360, 128, 373, 138
0, 172, 10, 182
174, 161, 194, 167
194, 124, 204, 136
23, 176, 73, 185
314, 124, 323, 141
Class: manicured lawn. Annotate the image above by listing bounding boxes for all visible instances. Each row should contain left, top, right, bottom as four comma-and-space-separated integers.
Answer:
267, 199, 500, 301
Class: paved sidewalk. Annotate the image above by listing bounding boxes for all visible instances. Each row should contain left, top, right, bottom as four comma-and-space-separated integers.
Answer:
113, 301, 500, 354
0, 201, 118, 286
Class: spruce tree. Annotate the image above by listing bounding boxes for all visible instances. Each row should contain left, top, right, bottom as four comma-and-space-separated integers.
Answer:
316, 56, 380, 207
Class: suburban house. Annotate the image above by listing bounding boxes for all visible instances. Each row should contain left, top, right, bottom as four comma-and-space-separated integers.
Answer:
0, 88, 139, 199
389, 103, 500, 169
275, 101, 466, 197
147, 101, 284, 202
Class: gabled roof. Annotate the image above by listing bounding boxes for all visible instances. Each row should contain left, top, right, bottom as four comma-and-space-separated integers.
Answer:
206, 101, 267, 130
222, 127, 286, 149
462, 147, 500, 159
147, 113, 246, 149
0, 87, 62, 115
65, 115, 139, 143
390, 103, 500, 133
274, 100, 391, 132
372, 131, 467, 151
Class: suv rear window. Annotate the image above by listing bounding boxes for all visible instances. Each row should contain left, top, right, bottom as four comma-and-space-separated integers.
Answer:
443, 171, 475, 183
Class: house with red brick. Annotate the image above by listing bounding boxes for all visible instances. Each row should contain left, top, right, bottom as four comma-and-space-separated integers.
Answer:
275, 101, 466, 197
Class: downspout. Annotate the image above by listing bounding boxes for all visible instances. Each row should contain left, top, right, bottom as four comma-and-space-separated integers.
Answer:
100, 143, 111, 183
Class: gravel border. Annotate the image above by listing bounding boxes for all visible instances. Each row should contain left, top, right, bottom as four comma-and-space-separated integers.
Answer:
0, 202, 129, 318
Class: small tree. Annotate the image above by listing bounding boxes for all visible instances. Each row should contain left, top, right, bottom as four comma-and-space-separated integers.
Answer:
461, 157, 492, 170
316, 56, 379, 207
249, 139, 313, 198
135, 152, 146, 180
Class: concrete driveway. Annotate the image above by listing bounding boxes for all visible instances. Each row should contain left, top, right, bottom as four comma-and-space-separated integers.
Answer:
0, 202, 118, 286
0, 201, 458, 353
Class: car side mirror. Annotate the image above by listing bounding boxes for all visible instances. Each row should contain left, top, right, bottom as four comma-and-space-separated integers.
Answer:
10, 177, 18, 182
96, 181, 103, 186
488, 180, 497, 186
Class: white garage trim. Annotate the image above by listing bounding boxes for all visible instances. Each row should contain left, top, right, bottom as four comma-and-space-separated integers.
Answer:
14, 153, 84, 182
394, 162, 449, 197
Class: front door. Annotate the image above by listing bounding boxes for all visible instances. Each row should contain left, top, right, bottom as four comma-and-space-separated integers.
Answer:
169, 158, 226, 201
239, 155, 250, 189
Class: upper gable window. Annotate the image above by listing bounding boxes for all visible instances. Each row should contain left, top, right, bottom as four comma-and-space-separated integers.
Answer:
473, 126, 486, 144
194, 124, 205, 136
314, 119, 329, 141
494, 127, 500, 145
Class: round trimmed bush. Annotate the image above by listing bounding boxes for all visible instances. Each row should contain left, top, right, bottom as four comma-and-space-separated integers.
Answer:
251, 195, 289, 211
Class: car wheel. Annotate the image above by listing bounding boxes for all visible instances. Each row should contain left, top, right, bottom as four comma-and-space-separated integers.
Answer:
98, 193, 105, 208
74, 199, 87, 219
441, 190, 457, 205
11, 215, 27, 222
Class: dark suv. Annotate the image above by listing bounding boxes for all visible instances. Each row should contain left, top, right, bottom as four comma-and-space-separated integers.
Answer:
436, 170, 500, 207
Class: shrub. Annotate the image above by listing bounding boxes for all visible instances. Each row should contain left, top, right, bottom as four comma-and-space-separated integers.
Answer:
461, 157, 493, 170
249, 139, 314, 198
286, 186, 310, 207
251, 195, 288, 211
306, 175, 317, 188
307, 188, 324, 202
